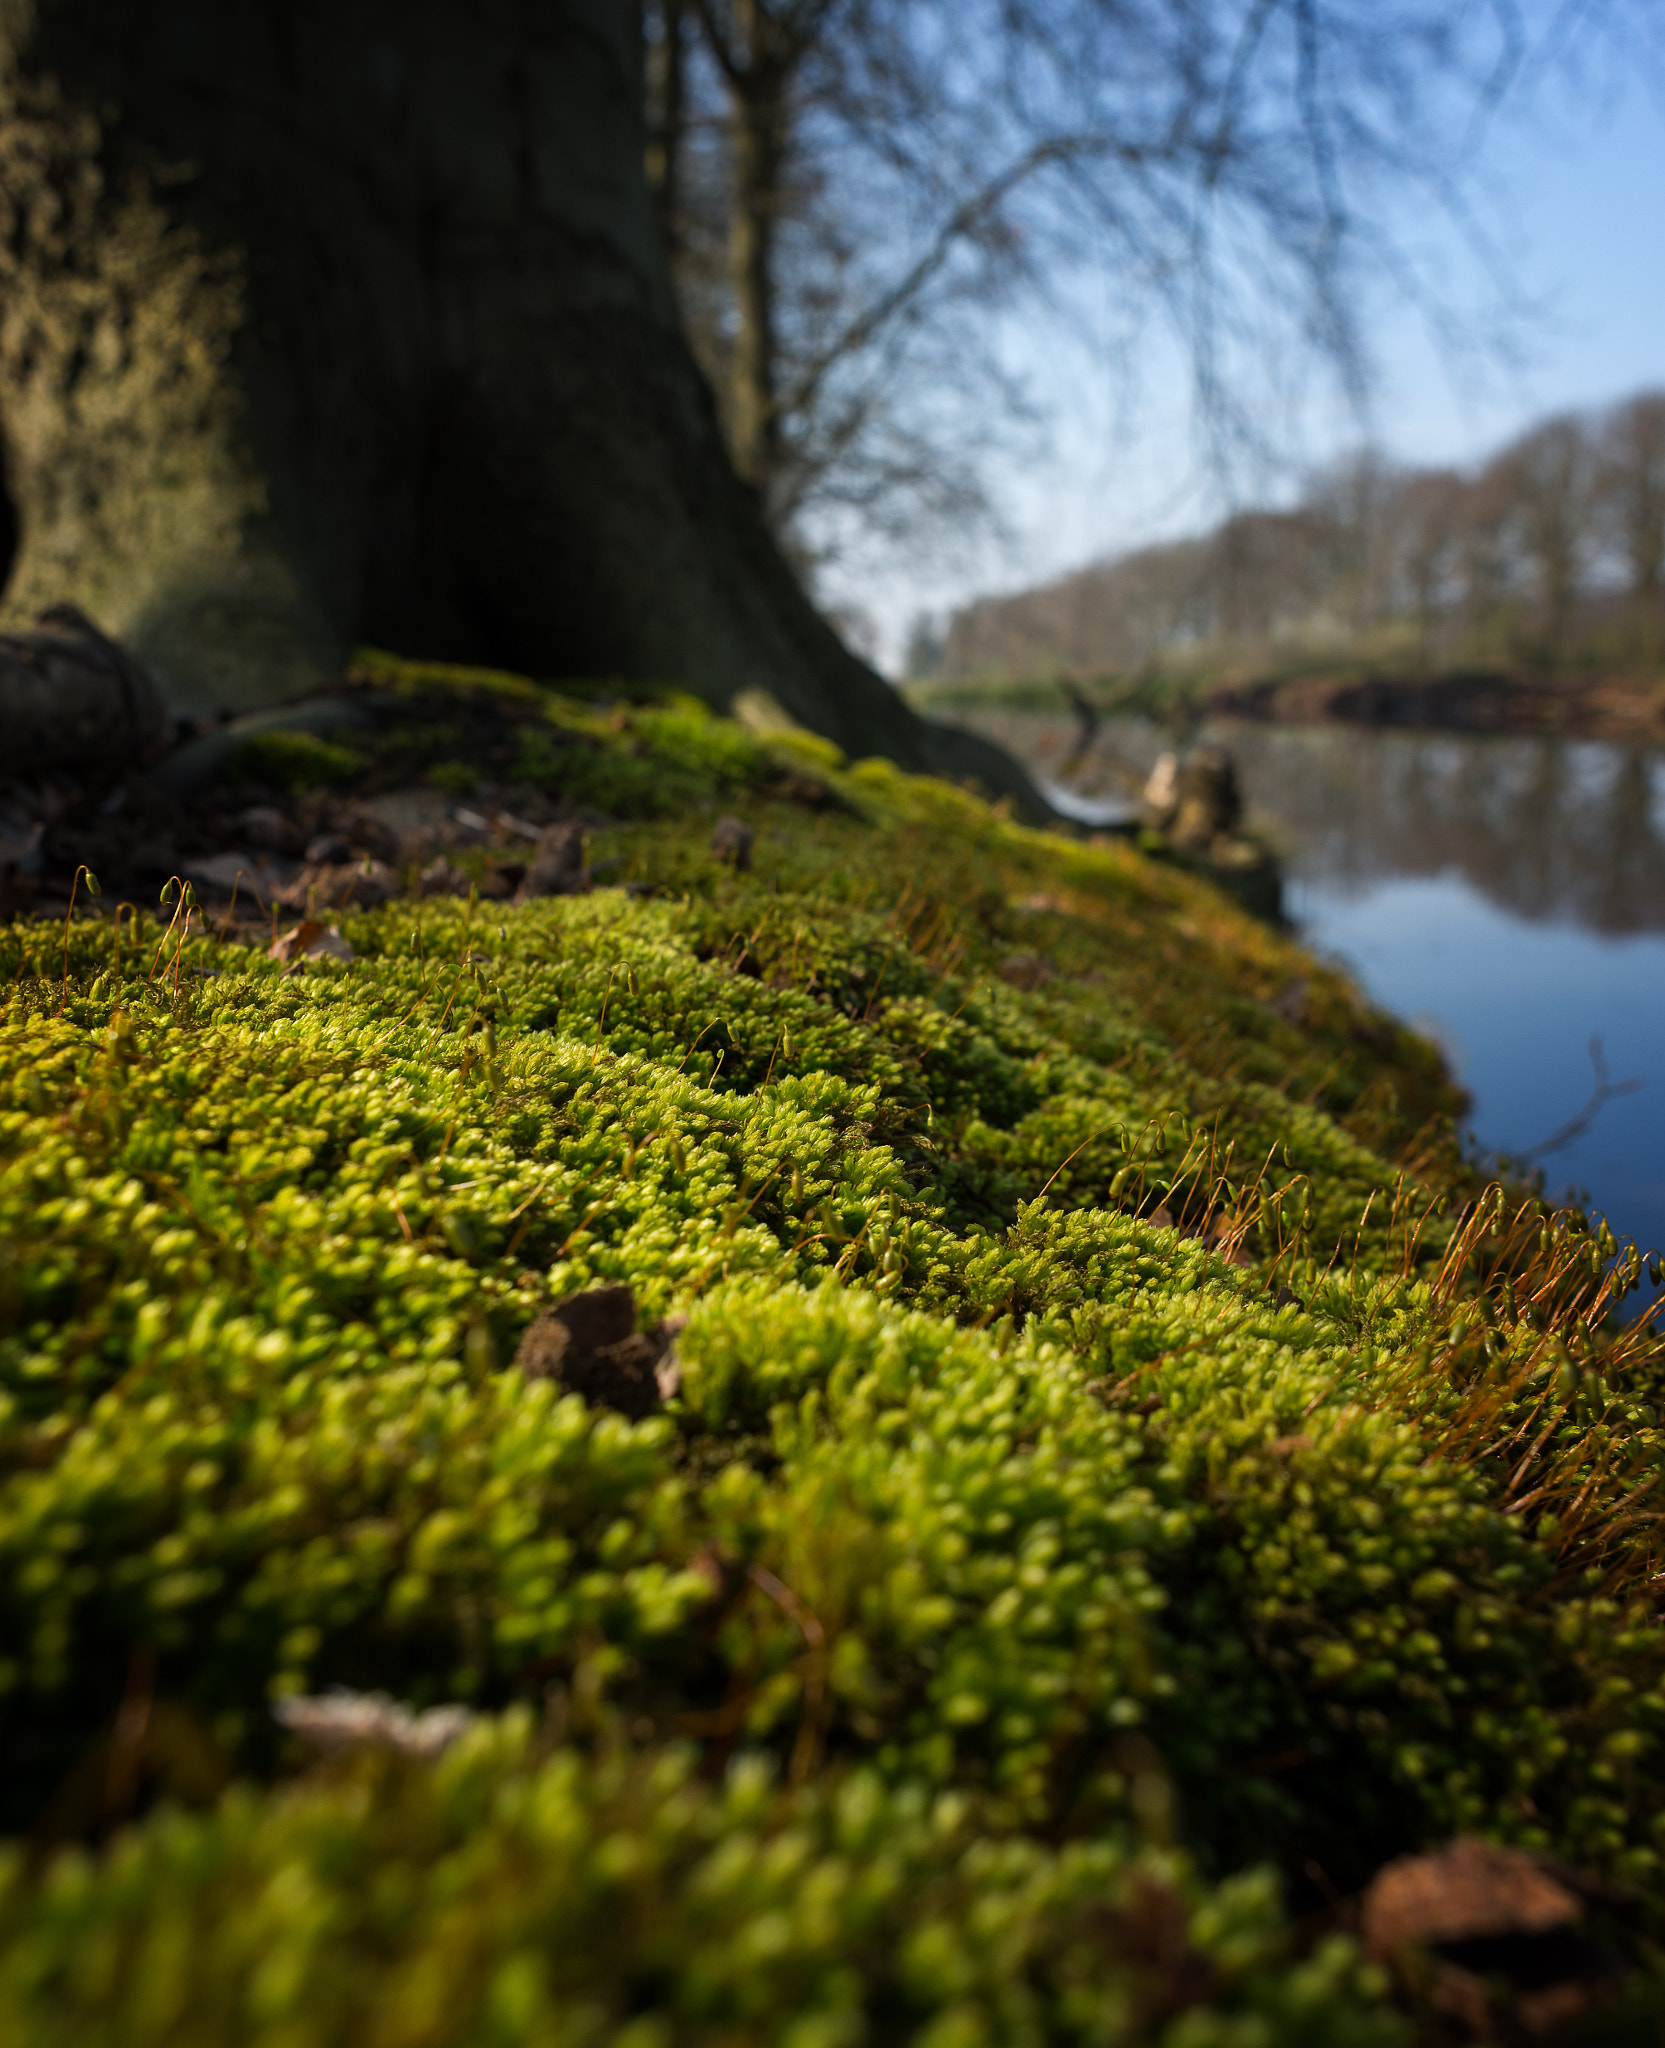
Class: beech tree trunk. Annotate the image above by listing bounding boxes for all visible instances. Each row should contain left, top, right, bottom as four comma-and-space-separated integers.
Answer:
724, 30, 787, 494
0, 0, 1043, 812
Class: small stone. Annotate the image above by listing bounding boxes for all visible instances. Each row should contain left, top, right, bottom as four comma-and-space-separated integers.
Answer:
514, 1285, 681, 1420
520, 822, 587, 898
236, 806, 302, 853
996, 951, 1054, 991
275, 859, 401, 910
711, 816, 753, 870
274, 1689, 473, 1758
184, 852, 279, 899
418, 856, 473, 898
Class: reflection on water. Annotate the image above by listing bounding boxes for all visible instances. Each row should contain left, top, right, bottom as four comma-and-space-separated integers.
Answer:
1221, 726, 1665, 935
943, 707, 1665, 1254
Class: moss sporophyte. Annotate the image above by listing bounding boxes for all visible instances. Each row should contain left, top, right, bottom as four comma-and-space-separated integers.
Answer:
2, 673, 1662, 2042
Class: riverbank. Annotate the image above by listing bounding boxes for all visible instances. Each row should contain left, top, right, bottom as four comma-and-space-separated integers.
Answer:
913, 663, 1665, 741
4, 662, 1665, 2040
1208, 664, 1665, 738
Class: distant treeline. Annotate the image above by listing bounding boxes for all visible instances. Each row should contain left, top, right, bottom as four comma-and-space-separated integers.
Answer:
937, 390, 1665, 686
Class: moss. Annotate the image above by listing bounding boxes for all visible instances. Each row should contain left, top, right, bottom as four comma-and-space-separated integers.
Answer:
1, 680, 1662, 2039
229, 730, 366, 790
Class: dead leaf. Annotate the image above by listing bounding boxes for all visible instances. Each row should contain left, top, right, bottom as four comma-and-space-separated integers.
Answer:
268, 920, 354, 965
1364, 1838, 1582, 1957
1363, 1838, 1620, 2039
268, 919, 323, 963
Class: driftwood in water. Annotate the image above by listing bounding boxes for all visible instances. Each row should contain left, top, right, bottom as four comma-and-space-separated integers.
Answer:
0, 606, 165, 785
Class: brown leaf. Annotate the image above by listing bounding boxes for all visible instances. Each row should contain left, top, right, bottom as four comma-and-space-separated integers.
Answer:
267, 920, 354, 965
268, 919, 323, 963
1363, 1838, 1583, 1958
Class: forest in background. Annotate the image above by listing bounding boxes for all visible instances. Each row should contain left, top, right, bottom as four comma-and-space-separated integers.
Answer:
927, 389, 1665, 693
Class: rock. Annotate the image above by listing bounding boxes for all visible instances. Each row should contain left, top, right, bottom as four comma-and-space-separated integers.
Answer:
996, 952, 1054, 991
236, 805, 304, 854
275, 859, 402, 909
304, 832, 353, 864
514, 1284, 683, 1419
520, 822, 587, 898
0, 604, 166, 784
472, 863, 514, 899
711, 815, 754, 870
183, 851, 297, 905
0, 805, 45, 918
417, 856, 474, 898
274, 1690, 473, 1758
337, 810, 400, 862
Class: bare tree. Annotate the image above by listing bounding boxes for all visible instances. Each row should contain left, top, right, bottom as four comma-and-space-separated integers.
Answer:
655, 0, 1660, 593
1595, 391, 1665, 657
1484, 413, 1595, 662
1388, 468, 1468, 664
937, 388, 1665, 683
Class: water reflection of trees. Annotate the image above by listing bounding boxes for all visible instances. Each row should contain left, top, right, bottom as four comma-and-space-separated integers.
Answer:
1217, 727, 1665, 934
948, 710, 1665, 934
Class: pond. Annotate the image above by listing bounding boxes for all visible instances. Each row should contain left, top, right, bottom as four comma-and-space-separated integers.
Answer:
945, 706, 1665, 1258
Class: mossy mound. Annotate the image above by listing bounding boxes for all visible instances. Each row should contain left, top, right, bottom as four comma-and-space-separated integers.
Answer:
2, 668, 1663, 2042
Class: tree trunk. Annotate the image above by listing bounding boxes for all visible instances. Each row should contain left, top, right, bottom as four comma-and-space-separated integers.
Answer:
644, 0, 689, 266
726, 34, 786, 495
0, 0, 1044, 814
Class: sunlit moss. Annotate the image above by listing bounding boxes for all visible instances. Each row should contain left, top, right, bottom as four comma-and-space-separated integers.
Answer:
0, 685, 1660, 2039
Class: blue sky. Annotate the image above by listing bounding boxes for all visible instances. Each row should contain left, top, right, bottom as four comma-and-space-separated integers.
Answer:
855, 33, 1665, 669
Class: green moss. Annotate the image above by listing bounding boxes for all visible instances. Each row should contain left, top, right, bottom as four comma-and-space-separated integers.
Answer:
229, 729, 365, 790
1, 675, 1662, 2039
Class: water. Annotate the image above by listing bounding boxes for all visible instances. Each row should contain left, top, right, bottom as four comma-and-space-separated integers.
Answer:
948, 708, 1665, 1255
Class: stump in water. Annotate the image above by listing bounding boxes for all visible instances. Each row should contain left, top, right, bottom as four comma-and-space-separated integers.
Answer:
1141, 746, 1242, 852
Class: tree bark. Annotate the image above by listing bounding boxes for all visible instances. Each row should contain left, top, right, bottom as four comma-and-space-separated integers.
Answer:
0, 0, 1045, 815
644, 0, 689, 266
725, 28, 786, 494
